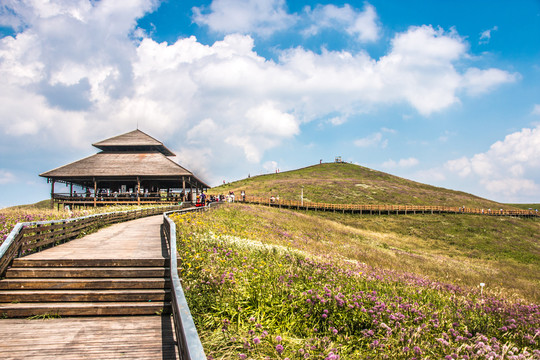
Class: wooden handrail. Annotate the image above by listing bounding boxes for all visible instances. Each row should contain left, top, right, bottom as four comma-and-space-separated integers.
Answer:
0, 205, 184, 277
238, 196, 539, 217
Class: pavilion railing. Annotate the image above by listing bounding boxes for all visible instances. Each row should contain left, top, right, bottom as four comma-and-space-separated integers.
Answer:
53, 192, 191, 203
0, 204, 184, 277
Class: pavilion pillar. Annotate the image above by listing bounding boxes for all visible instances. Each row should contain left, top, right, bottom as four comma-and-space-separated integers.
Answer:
69, 183, 73, 199
93, 178, 97, 207
190, 177, 193, 203
50, 179, 55, 209
137, 177, 140, 205
182, 176, 185, 198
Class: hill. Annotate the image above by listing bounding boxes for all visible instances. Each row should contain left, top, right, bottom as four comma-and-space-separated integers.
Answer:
4, 200, 51, 210
210, 162, 515, 209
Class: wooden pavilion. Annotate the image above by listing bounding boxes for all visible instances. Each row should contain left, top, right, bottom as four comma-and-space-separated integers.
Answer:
40, 130, 210, 208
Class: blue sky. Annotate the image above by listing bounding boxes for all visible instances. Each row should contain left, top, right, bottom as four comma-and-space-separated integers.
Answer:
0, 0, 539, 208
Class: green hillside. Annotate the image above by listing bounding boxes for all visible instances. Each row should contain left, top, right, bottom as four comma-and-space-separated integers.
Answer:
210, 162, 516, 209
4, 200, 51, 210
173, 204, 540, 359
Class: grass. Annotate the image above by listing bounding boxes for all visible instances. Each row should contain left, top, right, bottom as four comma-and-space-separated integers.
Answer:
184, 204, 540, 302
208, 163, 517, 210
26, 313, 61, 320
509, 204, 540, 211
4, 199, 52, 210
172, 205, 539, 359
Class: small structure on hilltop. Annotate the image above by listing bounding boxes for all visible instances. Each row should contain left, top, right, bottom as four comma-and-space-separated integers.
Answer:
40, 129, 210, 208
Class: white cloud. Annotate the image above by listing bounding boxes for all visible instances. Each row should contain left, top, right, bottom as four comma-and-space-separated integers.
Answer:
328, 115, 347, 126
445, 125, 540, 200
245, 102, 298, 137
382, 157, 419, 169
445, 156, 472, 178
461, 68, 518, 95
354, 132, 387, 148
0, 2, 521, 189
0, 169, 15, 184
532, 104, 540, 115
381, 127, 396, 134
479, 26, 498, 44
482, 178, 537, 196
263, 160, 278, 172
192, 0, 297, 37
304, 3, 380, 42
193, 0, 380, 42
412, 168, 446, 183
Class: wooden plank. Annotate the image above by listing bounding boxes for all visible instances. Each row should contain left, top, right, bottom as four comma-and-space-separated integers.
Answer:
0, 301, 171, 317
0, 289, 170, 302
0, 316, 179, 360
0, 278, 170, 290
12, 258, 169, 267
4, 267, 169, 278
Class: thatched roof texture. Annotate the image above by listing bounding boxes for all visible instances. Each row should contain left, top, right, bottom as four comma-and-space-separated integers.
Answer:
40, 152, 192, 178
92, 129, 175, 156
40, 129, 210, 189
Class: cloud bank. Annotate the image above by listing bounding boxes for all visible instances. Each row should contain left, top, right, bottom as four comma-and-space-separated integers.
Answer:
445, 125, 540, 201
0, 0, 519, 189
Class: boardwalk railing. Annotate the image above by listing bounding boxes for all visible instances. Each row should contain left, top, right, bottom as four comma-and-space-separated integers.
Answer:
240, 196, 539, 217
163, 206, 215, 360
0, 205, 184, 277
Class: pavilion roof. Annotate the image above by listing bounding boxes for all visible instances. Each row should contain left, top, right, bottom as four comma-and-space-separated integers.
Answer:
92, 129, 175, 156
40, 152, 202, 180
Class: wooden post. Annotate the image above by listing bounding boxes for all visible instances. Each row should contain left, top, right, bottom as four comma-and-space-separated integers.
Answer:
50, 179, 55, 209
137, 177, 141, 205
190, 177, 194, 204
93, 178, 97, 207
182, 176, 186, 198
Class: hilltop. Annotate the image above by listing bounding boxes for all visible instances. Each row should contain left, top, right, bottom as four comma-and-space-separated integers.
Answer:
210, 162, 515, 209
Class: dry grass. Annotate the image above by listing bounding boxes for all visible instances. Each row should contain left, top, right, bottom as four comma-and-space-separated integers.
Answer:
212, 204, 540, 303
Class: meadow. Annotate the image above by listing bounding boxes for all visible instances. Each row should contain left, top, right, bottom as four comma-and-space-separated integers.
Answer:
172, 204, 540, 359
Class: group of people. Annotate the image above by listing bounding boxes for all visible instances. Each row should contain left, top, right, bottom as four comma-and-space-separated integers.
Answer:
195, 191, 246, 206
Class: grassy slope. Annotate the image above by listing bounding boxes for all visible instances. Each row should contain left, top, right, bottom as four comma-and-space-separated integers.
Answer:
4, 200, 51, 210
209, 204, 540, 302
175, 206, 540, 359
510, 203, 540, 210
209, 162, 517, 209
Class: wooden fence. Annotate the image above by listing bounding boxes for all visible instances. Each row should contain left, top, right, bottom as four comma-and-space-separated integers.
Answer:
240, 196, 539, 217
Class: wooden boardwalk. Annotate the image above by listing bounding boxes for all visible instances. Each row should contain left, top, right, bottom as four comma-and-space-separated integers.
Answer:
0, 316, 178, 360
242, 196, 539, 218
0, 215, 180, 360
